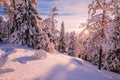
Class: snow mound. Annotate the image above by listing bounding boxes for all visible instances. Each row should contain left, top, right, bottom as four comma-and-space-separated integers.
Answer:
32, 50, 47, 59
45, 43, 57, 53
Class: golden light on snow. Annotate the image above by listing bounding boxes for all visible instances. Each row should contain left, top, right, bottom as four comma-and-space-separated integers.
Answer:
84, 29, 89, 35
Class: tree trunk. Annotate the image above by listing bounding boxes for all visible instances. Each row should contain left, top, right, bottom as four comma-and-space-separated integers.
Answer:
98, 46, 102, 70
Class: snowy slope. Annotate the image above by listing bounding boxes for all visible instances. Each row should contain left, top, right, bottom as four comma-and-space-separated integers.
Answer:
0, 43, 120, 80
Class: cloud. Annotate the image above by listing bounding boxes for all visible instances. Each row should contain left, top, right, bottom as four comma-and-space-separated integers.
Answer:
37, 0, 91, 33
53, 0, 90, 16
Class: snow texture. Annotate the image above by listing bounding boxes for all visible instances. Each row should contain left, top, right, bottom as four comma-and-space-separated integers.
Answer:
0, 43, 120, 80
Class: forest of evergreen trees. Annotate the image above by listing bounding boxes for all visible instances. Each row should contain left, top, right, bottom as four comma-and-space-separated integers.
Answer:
0, 0, 119, 74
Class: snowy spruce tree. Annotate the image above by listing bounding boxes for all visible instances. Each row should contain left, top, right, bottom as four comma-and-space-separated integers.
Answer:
58, 22, 66, 53
42, 7, 58, 50
50, 7, 58, 49
43, 18, 55, 43
64, 32, 70, 53
68, 32, 79, 57
8, 0, 49, 49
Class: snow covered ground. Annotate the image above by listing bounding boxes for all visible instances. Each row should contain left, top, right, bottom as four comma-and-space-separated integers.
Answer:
0, 43, 120, 80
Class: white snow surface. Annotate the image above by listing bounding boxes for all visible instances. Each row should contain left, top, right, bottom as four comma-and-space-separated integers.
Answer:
0, 43, 120, 80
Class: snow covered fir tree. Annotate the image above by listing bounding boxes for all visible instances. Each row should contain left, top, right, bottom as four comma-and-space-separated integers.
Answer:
68, 32, 79, 57
57, 22, 66, 53
8, 0, 50, 49
0, 0, 120, 79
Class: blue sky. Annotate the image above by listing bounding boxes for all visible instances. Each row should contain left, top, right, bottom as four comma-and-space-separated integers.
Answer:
0, 6, 5, 15
38, 0, 91, 33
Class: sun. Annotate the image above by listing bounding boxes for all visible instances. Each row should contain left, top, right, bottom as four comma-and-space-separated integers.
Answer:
84, 30, 89, 35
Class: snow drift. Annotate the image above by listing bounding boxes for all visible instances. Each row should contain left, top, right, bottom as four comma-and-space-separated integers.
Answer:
0, 44, 120, 80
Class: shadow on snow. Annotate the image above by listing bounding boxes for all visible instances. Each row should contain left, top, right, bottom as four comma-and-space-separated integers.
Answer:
0, 68, 15, 75
12, 56, 39, 64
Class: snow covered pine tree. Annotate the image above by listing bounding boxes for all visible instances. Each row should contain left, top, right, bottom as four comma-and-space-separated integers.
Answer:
68, 32, 79, 57
58, 22, 66, 53
38, 7, 58, 50
9, 0, 49, 49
